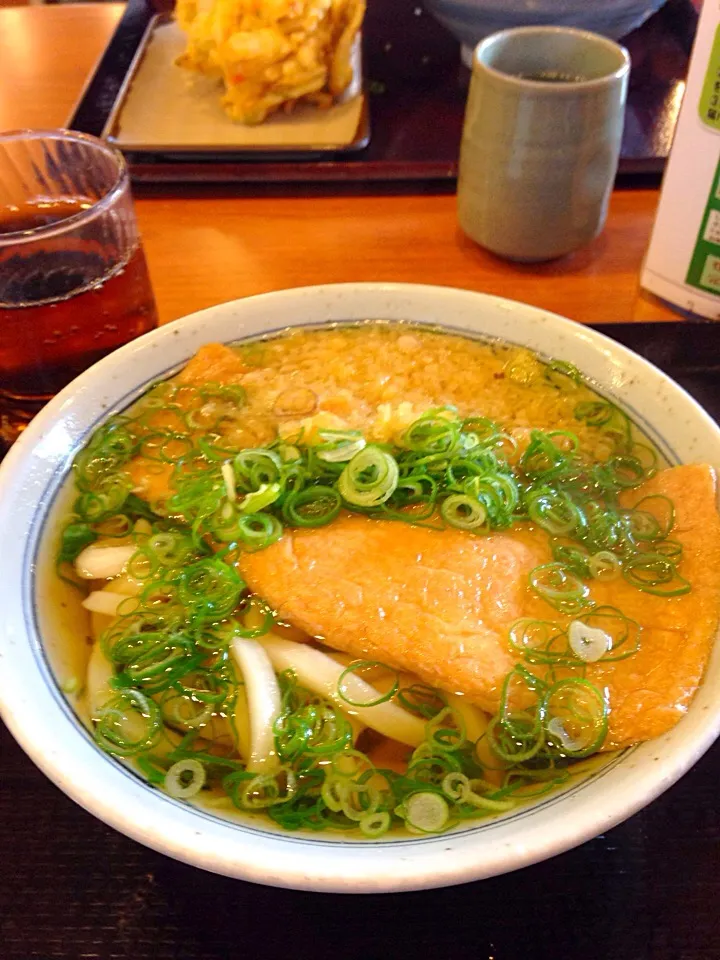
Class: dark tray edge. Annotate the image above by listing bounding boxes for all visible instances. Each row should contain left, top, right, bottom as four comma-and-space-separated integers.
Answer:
67, 0, 693, 187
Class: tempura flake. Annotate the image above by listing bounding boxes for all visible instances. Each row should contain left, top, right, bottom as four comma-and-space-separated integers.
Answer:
175, 0, 365, 124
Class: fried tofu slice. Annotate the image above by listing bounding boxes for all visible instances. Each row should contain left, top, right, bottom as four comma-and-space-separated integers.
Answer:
176, 342, 247, 386
587, 464, 720, 748
126, 344, 247, 502
241, 512, 547, 714
240, 465, 720, 750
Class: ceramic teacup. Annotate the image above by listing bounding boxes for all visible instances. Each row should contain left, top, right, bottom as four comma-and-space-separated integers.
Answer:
457, 26, 630, 262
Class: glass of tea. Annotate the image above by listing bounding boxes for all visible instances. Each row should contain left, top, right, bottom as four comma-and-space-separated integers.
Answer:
0, 129, 158, 449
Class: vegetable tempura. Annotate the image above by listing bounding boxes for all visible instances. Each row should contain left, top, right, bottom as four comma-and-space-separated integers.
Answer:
176, 0, 365, 124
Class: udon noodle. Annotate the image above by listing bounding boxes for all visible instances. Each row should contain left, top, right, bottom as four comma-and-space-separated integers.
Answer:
53, 324, 720, 836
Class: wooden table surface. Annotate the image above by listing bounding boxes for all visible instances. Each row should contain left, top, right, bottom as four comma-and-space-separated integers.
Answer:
0, 2, 683, 326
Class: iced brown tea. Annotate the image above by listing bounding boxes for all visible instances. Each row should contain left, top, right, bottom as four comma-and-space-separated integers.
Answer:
0, 131, 158, 448
0, 201, 157, 405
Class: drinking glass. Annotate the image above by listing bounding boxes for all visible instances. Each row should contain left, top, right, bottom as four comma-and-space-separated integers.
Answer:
0, 129, 158, 448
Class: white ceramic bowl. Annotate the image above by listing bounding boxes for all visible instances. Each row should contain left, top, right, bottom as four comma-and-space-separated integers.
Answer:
1, 283, 719, 893
424, 0, 667, 63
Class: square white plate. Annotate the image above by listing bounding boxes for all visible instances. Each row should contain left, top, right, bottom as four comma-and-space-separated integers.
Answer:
103, 17, 368, 155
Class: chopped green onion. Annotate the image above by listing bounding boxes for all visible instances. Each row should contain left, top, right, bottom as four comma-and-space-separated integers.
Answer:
403, 792, 449, 833
546, 717, 588, 753
426, 706, 465, 752
282, 486, 341, 527
74, 474, 131, 523
461, 416, 500, 445
337, 661, 399, 707
137, 753, 169, 785
165, 758, 207, 799
464, 789, 515, 813
596, 454, 652, 490
440, 493, 487, 530
275, 704, 352, 761
578, 606, 640, 661
521, 430, 576, 481
546, 359, 583, 389
441, 772, 470, 802
403, 412, 460, 454
239, 482, 282, 514
622, 553, 691, 596
338, 445, 399, 507
541, 678, 608, 757
574, 400, 613, 427
93, 690, 162, 758
529, 563, 591, 614
225, 770, 296, 809
233, 449, 283, 490
632, 494, 674, 537
359, 810, 391, 837
588, 550, 621, 581
177, 558, 245, 621
552, 543, 591, 579
146, 531, 193, 567
508, 618, 571, 666
57, 523, 98, 566
397, 684, 447, 719
526, 488, 583, 536
316, 429, 367, 463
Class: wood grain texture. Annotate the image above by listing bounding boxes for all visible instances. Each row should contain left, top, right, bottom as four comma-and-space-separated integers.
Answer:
0, 4, 125, 130
0, 3, 687, 325
130, 186, 676, 324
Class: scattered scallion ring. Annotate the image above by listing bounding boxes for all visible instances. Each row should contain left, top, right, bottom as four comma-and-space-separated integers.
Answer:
440, 493, 487, 530
165, 758, 207, 799
529, 562, 591, 614
338, 445, 399, 507
337, 661, 399, 707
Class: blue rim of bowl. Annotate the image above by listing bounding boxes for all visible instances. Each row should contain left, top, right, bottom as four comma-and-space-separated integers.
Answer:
24, 318, 677, 847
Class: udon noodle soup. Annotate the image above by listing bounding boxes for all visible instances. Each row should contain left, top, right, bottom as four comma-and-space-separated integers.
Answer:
48, 323, 720, 837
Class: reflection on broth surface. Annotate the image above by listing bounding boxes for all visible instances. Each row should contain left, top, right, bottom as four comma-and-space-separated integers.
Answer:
47, 323, 720, 838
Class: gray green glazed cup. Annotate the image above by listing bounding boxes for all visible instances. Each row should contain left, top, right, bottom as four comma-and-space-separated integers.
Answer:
457, 26, 630, 262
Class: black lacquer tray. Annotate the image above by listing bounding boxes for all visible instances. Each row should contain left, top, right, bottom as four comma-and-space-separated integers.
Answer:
67, 0, 698, 185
